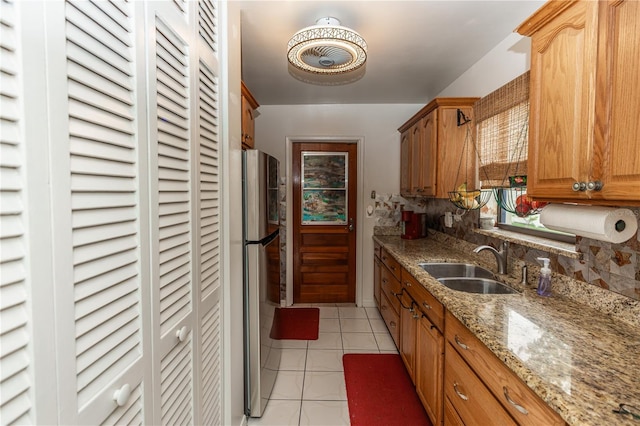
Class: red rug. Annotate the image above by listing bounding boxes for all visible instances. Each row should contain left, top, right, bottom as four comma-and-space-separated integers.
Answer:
269, 307, 319, 340
343, 354, 432, 426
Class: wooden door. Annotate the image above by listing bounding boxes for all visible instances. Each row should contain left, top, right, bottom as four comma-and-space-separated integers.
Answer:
525, 0, 597, 199
410, 123, 422, 194
400, 130, 412, 196
436, 106, 478, 198
420, 111, 437, 196
596, 0, 640, 202
292, 142, 357, 303
416, 314, 444, 425
45, 1, 151, 423
399, 293, 417, 383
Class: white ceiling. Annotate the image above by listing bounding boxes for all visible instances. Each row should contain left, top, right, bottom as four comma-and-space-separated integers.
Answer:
238, 1, 545, 105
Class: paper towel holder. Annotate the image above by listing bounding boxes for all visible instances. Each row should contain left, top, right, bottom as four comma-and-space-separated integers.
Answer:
540, 204, 638, 244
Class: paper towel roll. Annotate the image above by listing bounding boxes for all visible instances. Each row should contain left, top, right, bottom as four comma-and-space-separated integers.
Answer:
540, 204, 638, 243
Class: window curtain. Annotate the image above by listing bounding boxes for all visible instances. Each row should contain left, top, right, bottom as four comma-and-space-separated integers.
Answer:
475, 71, 530, 188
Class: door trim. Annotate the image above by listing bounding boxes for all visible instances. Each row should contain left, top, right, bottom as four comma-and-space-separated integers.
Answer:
285, 136, 365, 306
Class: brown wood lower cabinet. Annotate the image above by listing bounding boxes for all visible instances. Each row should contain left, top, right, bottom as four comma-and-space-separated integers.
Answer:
373, 241, 381, 309
399, 289, 418, 384
400, 268, 444, 425
372, 246, 563, 426
445, 311, 565, 426
416, 313, 444, 425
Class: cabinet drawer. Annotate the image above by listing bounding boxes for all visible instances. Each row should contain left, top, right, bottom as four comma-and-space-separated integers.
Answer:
380, 290, 399, 348
374, 241, 381, 258
402, 269, 444, 331
380, 248, 401, 280
443, 396, 465, 426
444, 342, 516, 426
381, 266, 401, 314
445, 311, 565, 426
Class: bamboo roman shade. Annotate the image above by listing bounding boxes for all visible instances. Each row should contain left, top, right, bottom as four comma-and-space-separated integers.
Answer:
475, 71, 530, 188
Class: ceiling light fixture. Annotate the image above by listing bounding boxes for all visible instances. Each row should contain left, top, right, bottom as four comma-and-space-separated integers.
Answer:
287, 17, 367, 75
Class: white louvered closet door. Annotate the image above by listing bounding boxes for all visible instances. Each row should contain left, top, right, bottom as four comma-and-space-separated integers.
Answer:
195, 0, 223, 424
146, 3, 196, 425
0, 1, 33, 423
48, 1, 150, 424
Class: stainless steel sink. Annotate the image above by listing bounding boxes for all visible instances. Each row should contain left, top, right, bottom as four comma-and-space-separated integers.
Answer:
437, 277, 519, 294
419, 262, 494, 279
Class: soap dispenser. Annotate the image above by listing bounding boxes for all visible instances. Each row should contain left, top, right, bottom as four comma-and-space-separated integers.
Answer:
536, 257, 552, 297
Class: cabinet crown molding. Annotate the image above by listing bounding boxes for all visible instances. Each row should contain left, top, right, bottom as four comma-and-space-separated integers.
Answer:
398, 97, 479, 133
241, 81, 260, 109
516, 0, 580, 36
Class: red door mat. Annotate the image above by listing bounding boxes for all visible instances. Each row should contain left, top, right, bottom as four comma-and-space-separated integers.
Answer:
269, 307, 319, 340
343, 353, 432, 426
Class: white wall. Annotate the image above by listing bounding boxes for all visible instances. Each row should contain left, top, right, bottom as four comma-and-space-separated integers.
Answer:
437, 33, 532, 98
255, 104, 421, 307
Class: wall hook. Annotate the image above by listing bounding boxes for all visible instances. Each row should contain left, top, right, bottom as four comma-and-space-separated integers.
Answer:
457, 108, 471, 126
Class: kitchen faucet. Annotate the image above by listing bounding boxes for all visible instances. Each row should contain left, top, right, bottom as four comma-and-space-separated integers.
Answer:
473, 241, 509, 274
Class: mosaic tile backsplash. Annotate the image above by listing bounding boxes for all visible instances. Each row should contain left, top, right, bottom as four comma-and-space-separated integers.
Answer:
374, 195, 640, 302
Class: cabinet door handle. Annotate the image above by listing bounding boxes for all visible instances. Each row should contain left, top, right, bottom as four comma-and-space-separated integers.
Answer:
113, 383, 132, 407
572, 181, 587, 191
390, 321, 397, 328
176, 326, 188, 342
453, 382, 469, 401
503, 386, 529, 415
454, 335, 469, 350
587, 180, 603, 191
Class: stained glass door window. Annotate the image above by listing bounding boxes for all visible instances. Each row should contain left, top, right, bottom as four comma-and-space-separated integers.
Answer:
301, 152, 348, 224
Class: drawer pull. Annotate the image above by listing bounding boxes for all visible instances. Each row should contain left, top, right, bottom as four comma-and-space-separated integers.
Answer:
422, 301, 431, 310
404, 280, 412, 287
453, 383, 469, 401
390, 321, 397, 328
454, 335, 469, 350
503, 386, 529, 415
390, 266, 397, 271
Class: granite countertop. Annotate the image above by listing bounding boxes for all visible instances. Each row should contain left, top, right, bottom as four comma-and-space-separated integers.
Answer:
374, 235, 640, 426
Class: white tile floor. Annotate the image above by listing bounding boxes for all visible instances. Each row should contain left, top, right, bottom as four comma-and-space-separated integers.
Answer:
248, 305, 397, 426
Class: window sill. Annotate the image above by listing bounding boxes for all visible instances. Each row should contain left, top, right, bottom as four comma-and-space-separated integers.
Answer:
474, 227, 582, 259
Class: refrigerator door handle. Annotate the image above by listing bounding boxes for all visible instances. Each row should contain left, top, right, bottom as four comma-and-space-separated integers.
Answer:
246, 229, 279, 246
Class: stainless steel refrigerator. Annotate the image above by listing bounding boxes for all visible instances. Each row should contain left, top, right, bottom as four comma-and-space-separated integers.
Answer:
242, 149, 281, 417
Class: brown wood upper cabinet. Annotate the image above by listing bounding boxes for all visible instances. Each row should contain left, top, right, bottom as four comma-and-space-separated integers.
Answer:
399, 98, 479, 198
241, 81, 259, 150
517, 0, 640, 204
